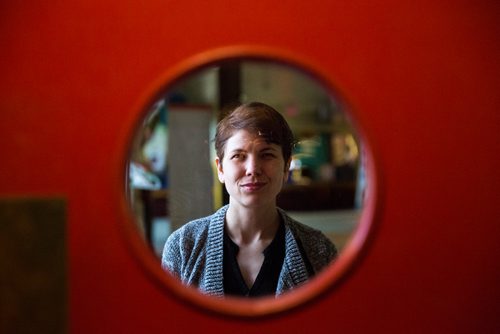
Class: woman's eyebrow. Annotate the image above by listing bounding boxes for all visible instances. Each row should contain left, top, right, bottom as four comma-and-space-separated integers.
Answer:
260, 146, 279, 152
228, 148, 245, 154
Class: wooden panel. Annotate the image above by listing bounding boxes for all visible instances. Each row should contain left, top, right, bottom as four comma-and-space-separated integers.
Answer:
0, 198, 66, 334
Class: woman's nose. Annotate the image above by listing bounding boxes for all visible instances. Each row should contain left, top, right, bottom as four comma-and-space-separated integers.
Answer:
245, 156, 262, 176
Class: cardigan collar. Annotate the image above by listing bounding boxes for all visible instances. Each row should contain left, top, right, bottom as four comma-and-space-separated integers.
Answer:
202, 205, 310, 297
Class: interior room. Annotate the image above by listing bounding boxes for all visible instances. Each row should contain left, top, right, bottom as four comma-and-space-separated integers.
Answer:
127, 60, 365, 257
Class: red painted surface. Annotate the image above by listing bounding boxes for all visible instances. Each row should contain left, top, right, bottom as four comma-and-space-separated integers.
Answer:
1, 1, 498, 333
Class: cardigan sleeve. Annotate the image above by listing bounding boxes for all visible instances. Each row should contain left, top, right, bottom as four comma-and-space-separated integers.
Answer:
160, 215, 214, 287
297, 226, 337, 274
161, 228, 184, 279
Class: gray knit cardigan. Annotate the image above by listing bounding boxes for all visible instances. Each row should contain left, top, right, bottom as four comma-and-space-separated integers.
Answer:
161, 205, 337, 297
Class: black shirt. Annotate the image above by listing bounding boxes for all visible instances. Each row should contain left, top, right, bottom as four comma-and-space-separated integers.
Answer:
223, 220, 286, 297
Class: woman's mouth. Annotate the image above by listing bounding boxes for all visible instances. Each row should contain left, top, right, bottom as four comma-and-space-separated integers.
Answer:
241, 182, 266, 192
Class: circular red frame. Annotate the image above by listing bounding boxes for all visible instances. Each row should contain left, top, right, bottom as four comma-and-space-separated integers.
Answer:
115, 45, 382, 318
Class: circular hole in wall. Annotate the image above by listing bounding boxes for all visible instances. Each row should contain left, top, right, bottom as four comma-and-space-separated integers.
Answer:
122, 50, 378, 317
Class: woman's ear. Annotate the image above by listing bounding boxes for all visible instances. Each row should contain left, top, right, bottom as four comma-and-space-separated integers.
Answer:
215, 157, 224, 183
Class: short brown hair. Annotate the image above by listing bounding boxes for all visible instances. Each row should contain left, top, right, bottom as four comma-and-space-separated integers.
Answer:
214, 102, 295, 164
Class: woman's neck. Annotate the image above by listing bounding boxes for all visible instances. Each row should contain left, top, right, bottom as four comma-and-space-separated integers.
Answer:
225, 202, 280, 245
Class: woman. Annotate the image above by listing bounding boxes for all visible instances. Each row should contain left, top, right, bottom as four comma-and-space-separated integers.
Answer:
162, 102, 337, 297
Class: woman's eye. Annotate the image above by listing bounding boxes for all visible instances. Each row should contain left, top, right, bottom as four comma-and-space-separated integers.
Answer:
231, 154, 244, 160
262, 152, 276, 159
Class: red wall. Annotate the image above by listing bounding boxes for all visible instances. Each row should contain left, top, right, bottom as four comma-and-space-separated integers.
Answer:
1, 1, 499, 333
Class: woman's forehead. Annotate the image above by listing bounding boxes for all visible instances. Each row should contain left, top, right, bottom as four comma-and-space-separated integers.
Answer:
225, 130, 280, 151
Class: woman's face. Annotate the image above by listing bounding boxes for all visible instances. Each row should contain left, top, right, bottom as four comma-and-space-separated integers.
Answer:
216, 129, 290, 210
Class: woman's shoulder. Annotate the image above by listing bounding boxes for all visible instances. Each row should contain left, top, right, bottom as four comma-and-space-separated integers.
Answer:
278, 208, 338, 268
167, 205, 228, 244
162, 206, 227, 272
